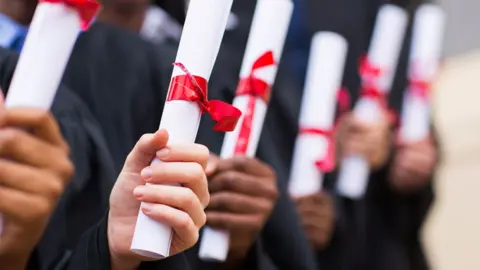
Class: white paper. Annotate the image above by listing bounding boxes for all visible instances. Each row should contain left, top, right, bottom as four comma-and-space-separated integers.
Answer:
288, 32, 348, 198
130, 0, 234, 259
399, 4, 445, 142
0, 2, 89, 238
336, 4, 408, 199
197, 0, 293, 262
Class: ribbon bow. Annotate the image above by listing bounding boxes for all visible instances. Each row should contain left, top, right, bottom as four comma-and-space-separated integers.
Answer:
167, 62, 241, 132
359, 55, 389, 108
233, 51, 276, 154
41, 0, 101, 30
298, 127, 335, 173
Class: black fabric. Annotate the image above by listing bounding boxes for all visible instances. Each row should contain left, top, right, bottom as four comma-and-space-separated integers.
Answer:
65, 213, 192, 270
63, 22, 169, 173
0, 47, 117, 270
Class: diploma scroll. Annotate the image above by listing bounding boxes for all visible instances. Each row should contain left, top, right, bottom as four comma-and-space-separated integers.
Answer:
288, 32, 348, 198
399, 4, 445, 142
197, 0, 293, 262
0, 0, 99, 237
130, 0, 238, 259
336, 4, 408, 199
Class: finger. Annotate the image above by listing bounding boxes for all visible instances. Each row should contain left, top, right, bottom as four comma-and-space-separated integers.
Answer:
217, 156, 274, 178
343, 139, 368, 156
134, 185, 206, 227
0, 160, 65, 200
0, 128, 73, 179
206, 154, 220, 176
207, 192, 272, 214
143, 162, 209, 207
141, 204, 199, 248
208, 171, 278, 200
0, 108, 66, 150
156, 143, 210, 170
0, 186, 52, 224
124, 130, 169, 171
206, 212, 262, 231
297, 205, 333, 220
397, 152, 433, 178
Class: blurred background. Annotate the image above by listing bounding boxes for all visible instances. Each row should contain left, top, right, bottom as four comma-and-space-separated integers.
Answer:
425, 0, 480, 269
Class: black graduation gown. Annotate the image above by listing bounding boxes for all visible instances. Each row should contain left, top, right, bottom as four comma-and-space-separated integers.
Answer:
0, 47, 116, 269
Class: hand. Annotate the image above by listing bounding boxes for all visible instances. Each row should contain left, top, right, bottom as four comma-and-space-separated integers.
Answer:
335, 111, 392, 170
108, 130, 210, 269
294, 192, 335, 251
389, 136, 437, 193
206, 155, 278, 261
0, 105, 73, 269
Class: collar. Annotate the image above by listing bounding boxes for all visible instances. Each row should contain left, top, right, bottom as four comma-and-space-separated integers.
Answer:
0, 13, 28, 51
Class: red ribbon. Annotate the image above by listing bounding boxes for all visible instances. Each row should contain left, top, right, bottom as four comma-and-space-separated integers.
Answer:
359, 56, 389, 108
167, 63, 241, 132
233, 51, 276, 154
298, 127, 335, 173
40, 0, 100, 30
409, 78, 430, 100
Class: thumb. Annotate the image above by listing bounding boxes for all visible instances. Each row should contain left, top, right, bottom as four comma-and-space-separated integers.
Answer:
123, 129, 169, 172
205, 154, 220, 176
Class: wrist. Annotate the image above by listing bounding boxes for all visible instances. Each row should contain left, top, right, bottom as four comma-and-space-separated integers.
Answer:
107, 214, 141, 270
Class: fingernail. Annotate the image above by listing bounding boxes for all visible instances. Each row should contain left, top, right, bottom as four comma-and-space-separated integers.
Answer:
133, 186, 146, 198
141, 167, 152, 179
156, 148, 170, 159
142, 203, 154, 213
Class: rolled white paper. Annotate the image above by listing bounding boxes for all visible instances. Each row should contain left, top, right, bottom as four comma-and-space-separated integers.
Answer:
0, 0, 99, 238
288, 32, 348, 198
336, 4, 408, 199
399, 4, 445, 142
130, 0, 234, 259
197, 0, 293, 262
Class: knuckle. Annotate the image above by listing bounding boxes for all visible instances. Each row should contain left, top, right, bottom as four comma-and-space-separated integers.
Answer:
189, 229, 200, 247
198, 211, 207, 227
202, 189, 210, 208
181, 188, 197, 209
33, 199, 52, 219
177, 212, 192, 231
36, 111, 52, 124
58, 159, 74, 182
0, 128, 21, 152
47, 178, 65, 198
220, 171, 237, 190
196, 144, 210, 162
232, 156, 249, 170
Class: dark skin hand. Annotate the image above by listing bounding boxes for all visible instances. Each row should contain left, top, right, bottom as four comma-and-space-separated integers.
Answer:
205, 155, 278, 264
294, 192, 335, 251
0, 105, 74, 269
389, 136, 437, 194
335, 110, 393, 170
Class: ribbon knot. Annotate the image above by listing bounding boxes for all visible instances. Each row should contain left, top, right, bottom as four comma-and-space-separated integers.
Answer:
41, 0, 101, 30
359, 56, 389, 108
167, 62, 241, 132
299, 127, 335, 173
233, 51, 276, 155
